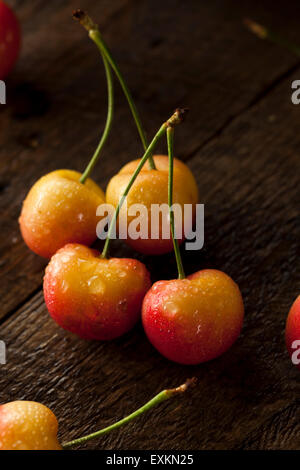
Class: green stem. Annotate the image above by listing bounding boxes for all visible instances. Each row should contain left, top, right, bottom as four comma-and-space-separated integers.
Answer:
74, 9, 156, 170
80, 52, 114, 184
244, 18, 300, 57
62, 378, 196, 449
101, 108, 187, 259
167, 127, 185, 280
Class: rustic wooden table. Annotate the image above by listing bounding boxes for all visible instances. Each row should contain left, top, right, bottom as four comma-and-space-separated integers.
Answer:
0, 0, 299, 450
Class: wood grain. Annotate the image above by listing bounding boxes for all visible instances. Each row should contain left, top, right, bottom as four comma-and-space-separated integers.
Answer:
0, 0, 299, 450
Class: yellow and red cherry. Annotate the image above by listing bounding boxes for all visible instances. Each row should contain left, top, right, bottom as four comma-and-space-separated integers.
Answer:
285, 295, 300, 370
0, 401, 61, 450
142, 269, 244, 365
0, 1, 20, 79
43, 243, 151, 340
106, 154, 198, 255
19, 170, 105, 259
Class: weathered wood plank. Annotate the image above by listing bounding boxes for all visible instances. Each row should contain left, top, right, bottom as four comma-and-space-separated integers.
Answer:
238, 402, 300, 450
0, 62, 299, 448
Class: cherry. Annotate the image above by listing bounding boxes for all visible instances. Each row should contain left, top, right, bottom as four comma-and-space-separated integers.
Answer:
0, 380, 195, 450
43, 243, 151, 340
106, 154, 198, 255
0, 1, 20, 79
19, 170, 105, 259
142, 126, 244, 364
285, 295, 300, 370
142, 269, 244, 364
0, 401, 61, 450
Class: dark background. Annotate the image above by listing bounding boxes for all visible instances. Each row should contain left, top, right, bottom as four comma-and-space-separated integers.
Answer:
0, 0, 299, 449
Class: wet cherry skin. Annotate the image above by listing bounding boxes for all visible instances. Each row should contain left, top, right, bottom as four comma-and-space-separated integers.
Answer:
142, 269, 244, 365
43, 243, 151, 340
106, 155, 198, 255
0, 401, 62, 450
19, 170, 105, 259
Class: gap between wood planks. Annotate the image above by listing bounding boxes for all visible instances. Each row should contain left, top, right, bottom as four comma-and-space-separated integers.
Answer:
2, 58, 300, 330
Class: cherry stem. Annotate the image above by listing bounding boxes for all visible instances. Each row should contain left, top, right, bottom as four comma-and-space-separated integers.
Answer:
80, 52, 114, 184
62, 378, 196, 449
244, 18, 300, 56
73, 10, 156, 170
101, 108, 188, 259
167, 127, 185, 280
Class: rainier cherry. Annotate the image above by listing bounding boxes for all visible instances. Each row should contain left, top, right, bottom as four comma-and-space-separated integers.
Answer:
142, 269, 244, 364
285, 295, 300, 370
0, 380, 195, 450
19, 170, 106, 259
142, 126, 244, 364
0, 1, 21, 79
0, 401, 62, 450
106, 154, 198, 255
44, 243, 151, 340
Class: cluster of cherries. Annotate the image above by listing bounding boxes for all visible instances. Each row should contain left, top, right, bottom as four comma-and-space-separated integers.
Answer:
0, 4, 298, 451
18, 10, 245, 365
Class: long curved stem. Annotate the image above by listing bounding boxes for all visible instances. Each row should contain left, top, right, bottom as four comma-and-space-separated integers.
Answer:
80, 52, 114, 184
74, 10, 156, 170
101, 108, 187, 259
167, 127, 185, 280
62, 378, 196, 449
